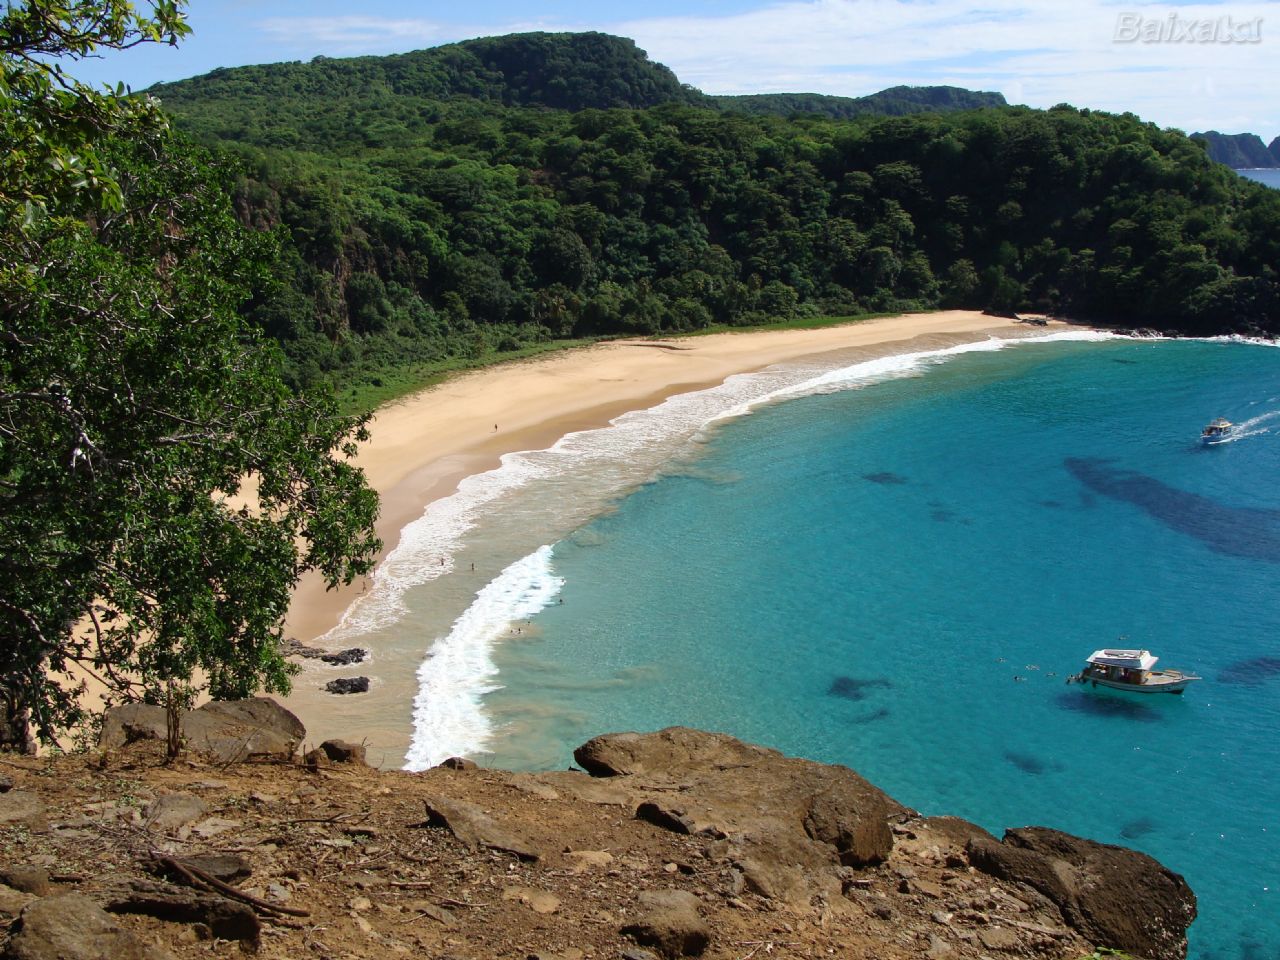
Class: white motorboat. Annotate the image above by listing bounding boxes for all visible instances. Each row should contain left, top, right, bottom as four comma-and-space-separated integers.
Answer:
1201, 418, 1233, 444
1067, 648, 1200, 695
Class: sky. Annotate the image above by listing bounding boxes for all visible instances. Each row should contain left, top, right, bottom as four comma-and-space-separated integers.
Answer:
69, 0, 1279, 141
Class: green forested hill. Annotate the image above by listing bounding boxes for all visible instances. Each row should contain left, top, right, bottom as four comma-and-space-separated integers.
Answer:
149, 33, 1280, 400
1190, 131, 1279, 168
714, 86, 1007, 119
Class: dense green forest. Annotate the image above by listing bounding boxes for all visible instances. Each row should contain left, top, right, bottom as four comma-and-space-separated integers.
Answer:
150, 32, 1280, 399
713, 86, 1007, 120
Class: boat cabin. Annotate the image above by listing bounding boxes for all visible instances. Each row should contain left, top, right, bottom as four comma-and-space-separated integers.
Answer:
1084, 648, 1156, 685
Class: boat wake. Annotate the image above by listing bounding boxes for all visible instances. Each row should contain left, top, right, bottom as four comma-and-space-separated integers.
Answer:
1220, 409, 1280, 442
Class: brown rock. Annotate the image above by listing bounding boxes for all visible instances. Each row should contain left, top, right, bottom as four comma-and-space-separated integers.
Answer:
0, 884, 36, 919
968, 826, 1197, 959
0, 868, 50, 897
803, 781, 894, 866
5, 893, 176, 960
420, 795, 542, 861
575, 727, 775, 778
0, 791, 46, 832
978, 926, 1021, 951
501, 885, 561, 914
306, 739, 368, 765
566, 850, 613, 874
104, 881, 260, 948
143, 793, 208, 833
620, 889, 710, 958
438, 756, 477, 771
571, 728, 901, 907
100, 698, 304, 762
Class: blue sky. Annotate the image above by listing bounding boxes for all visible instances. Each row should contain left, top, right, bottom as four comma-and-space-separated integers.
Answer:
71, 0, 1278, 140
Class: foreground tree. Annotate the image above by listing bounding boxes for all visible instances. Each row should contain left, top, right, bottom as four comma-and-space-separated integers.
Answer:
0, 2, 381, 745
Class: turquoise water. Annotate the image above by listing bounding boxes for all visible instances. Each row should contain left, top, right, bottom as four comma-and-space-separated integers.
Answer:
479, 338, 1280, 960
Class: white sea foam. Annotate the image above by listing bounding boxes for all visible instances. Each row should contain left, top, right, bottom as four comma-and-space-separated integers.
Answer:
315, 327, 1118, 766
1220, 409, 1280, 442
403, 545, 564, 771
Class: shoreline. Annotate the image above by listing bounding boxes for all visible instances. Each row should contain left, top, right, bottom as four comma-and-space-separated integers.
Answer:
281, 310, 1075, 754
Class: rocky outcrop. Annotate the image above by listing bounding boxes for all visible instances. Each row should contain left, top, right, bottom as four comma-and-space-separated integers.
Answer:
620, 889, 711, 957
420, 796, 544, 862
6, 701, 1199, 960
968, 827, 1197, 960
0, 792, 46, 832
281, 638, 368, 665
576, 727, 900, 904
3, 894, 174, 960
324, 677, 370, 695
99, 698, 304, 762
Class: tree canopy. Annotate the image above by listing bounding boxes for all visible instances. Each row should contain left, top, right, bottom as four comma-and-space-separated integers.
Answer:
0, 0, 380, 745
140, 38, 1280, 400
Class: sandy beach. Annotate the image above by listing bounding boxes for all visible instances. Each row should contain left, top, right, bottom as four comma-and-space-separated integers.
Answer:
282, 309, 1065, 756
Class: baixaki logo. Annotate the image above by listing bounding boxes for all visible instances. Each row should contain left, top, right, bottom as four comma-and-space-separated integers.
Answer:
1114, 12, 1263, 43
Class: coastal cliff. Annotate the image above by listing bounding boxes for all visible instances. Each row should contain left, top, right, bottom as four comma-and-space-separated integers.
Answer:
0, 699, 1196, 960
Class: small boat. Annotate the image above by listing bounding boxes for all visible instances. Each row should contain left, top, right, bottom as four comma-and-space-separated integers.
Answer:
1201, 418, 1233, 444
1067, 648, 1200, 694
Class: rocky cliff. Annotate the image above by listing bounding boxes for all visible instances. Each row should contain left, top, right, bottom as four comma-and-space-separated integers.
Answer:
0, 699, 1196, 959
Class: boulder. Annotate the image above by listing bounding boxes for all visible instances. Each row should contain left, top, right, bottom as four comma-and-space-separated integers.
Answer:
620, 889, 710, 958
324, 677, 370, 695
3, 893, 175, 960
0, 868, 50, 897
573, 728, 901, 905
100, 698, 304, 762
104, 880, 260, 947
318, 648, 368, 666
143, 794, 208, 834
0, 773, 12, 793
438, 756, 478, 771
967, 826, 1197, 960
305, 739, 368, 765
0, 884, 36, 919
0, 791, 46, 832
184, 699, 304, 760
420, 796, 542, 861
574, 727, 776, 778
803, 780, 894, 866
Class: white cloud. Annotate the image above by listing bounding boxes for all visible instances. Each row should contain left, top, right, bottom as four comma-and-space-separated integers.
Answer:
610, 0, 1277, 136
256, 16, 443, 54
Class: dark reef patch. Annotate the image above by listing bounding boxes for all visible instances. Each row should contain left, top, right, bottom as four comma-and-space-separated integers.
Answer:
863, 471, 907, 485
1217, 655, 1280, 685
1120, 816, 1156, 840
828, 676, 892, 701
930, 508, 955, 522
1064, 457, 1280, 562
1003, 750, 1062, 776
851, 707, 891, 725
1039, 499, 1062, 509
1055, 691, 1159, 722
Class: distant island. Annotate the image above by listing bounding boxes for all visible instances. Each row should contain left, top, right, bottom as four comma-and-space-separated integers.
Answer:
1191, 130, 1280, 168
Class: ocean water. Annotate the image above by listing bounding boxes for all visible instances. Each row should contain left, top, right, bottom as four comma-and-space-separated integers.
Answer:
1238, 168, 1280, 189
326, 333, 1279, 960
